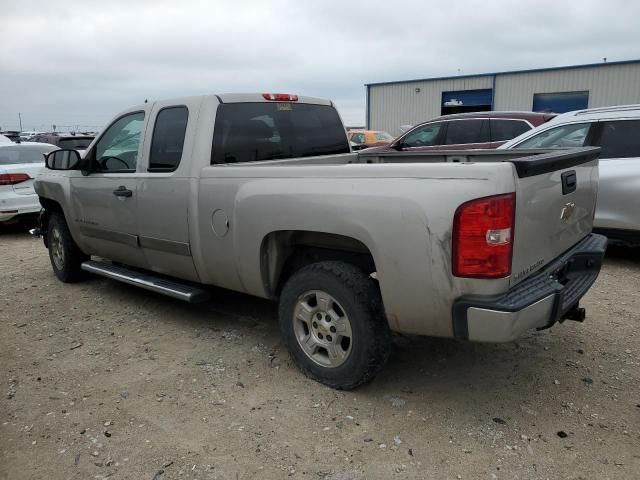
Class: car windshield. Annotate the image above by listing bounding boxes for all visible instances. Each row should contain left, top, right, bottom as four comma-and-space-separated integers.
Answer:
514, 123, 590, 149
0, 145, 55, 165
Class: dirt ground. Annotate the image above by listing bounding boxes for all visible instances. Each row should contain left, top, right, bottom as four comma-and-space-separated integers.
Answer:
1, 226, 639, 480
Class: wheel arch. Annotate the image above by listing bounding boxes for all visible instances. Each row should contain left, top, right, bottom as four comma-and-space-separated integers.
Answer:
38, 197, 65, 248
260, 230, 378, 299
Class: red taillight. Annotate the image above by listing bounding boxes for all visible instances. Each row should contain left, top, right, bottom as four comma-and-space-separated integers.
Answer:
262, 93, 299, 102
0, 173, 31, 185
452, 193, 515, 278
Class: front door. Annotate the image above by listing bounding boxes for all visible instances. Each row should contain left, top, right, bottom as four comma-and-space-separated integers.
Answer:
71, 111, 149, 267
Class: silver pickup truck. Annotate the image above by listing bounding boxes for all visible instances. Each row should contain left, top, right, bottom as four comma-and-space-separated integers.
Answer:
34, 93, 607, 389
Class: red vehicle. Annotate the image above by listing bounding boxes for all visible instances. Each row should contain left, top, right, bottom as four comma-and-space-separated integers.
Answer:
363, 111, 555, 153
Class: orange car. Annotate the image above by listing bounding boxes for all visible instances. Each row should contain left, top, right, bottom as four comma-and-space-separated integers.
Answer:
348, 130, 395, 149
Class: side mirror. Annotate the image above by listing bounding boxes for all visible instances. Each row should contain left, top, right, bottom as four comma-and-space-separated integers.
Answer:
391, 141, 404, 151
45, 149, 81, 170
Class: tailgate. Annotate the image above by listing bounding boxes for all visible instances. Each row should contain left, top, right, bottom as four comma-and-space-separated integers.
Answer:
509, 148, 600, 287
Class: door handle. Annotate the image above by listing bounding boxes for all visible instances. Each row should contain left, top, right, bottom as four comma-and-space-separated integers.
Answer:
113, 186, 133, 198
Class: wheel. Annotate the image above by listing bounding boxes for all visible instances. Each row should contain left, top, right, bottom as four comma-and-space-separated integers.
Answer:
47, 212, 88, 282
279, 261, 391, 390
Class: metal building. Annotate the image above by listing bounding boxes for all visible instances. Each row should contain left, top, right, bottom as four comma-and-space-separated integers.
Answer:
366, 59, 640, 135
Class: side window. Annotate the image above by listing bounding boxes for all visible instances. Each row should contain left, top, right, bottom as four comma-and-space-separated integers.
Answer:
596, 120, 640, 159
514, 123, 591, 149
490, 119, 531, 142
94, 112, 145, 172
403, 122, 442, 147
444, 119, 489, 145
350, 133, 365, 144
148, 107, 189, 171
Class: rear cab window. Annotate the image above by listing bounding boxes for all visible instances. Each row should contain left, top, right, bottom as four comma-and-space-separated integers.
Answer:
148, 106, 189, 171
212, 103, 349, 164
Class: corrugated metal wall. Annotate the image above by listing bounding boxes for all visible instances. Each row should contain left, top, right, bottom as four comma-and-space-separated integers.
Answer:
494, 63, 640, 110
368, 76, 493, 135
368, 62, 640, 134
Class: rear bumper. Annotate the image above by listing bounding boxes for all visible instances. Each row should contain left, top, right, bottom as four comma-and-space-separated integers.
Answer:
452, 233, 607, 342
593, 227, 640, 247
0, 193, 40, 222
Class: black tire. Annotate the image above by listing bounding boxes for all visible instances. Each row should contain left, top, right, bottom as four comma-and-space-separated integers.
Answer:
278, 261, 391, 390
47, 212, 88, 283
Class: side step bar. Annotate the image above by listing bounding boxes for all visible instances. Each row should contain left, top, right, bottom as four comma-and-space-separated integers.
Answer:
81, 260, 210, 303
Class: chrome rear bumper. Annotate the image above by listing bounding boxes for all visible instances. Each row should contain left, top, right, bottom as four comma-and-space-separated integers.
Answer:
452, 233, 607, 342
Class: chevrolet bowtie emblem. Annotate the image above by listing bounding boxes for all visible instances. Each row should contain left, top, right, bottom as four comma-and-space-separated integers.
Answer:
560, 202, 576, 221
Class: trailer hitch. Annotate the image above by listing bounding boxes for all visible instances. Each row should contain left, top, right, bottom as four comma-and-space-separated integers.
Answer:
562, 305, 586, 322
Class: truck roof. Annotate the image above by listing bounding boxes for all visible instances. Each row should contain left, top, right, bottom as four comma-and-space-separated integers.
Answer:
126, 93, 333, 112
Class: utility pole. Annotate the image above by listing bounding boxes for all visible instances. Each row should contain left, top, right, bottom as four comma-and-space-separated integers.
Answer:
18, 113, 23, 131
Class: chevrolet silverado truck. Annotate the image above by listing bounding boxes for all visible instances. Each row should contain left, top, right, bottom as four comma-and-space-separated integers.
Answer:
34, 93, 607, 389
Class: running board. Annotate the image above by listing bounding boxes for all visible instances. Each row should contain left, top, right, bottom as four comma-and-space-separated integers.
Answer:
81, 260, 210, 303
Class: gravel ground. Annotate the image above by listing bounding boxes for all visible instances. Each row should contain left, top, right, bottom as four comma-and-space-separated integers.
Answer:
1, 226, 639, 480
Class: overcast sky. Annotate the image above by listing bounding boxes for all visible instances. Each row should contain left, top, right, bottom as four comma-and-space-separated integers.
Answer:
1, 0, 639, 131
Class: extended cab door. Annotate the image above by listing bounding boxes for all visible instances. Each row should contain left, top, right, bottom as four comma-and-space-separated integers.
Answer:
70, 109, 150, 268
135, 98, 200, 282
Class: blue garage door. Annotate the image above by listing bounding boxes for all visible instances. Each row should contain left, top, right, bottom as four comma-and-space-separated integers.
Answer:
442, 89, 493, 107
533, 91, 589, 114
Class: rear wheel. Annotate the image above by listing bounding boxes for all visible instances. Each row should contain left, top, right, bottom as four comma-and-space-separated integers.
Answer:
279, 261, 391, 390
47, 212, 88, 282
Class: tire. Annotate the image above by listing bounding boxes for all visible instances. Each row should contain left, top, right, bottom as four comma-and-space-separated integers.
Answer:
279, 261, 391, 390
47, 212, 88, 283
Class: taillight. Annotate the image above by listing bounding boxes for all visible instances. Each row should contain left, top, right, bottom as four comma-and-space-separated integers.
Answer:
452, 193, 515, 278
262, 93, 299, 101
0, 173, 31, 185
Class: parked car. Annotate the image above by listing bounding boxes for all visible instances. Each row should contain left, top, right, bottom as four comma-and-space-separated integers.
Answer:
35, 93, 605, 389
363, 111, 556, 153
499, 104, 640, 245
30, 134, 95, 154
347, 129, 395, 148
0, 131, 22, 143
0, 142, 58, 223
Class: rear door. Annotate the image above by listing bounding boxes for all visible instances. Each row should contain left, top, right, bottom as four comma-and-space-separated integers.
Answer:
70, 110, 149, 267
587, 119, 640, 231
509, 149, 599, 287
442, 119, 491, 148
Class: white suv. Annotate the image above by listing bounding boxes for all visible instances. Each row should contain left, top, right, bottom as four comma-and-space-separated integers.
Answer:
500, 105, 640, 245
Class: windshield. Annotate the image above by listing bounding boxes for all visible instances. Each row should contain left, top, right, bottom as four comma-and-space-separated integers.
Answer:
514, 123, 591, 149
0, 145, 55, 165
212, 102, 349, 163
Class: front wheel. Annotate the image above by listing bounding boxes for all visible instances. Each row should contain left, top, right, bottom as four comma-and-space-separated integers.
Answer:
278, 261, 391, 390
47, 212, 88, 283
